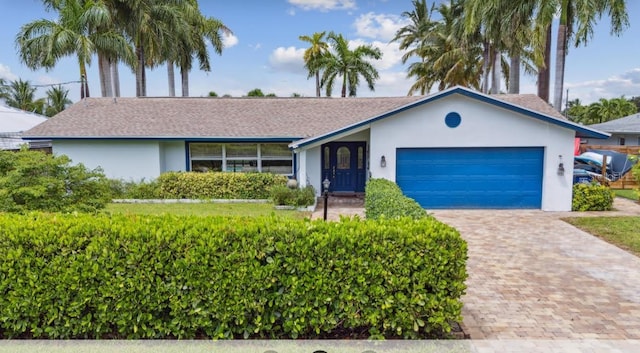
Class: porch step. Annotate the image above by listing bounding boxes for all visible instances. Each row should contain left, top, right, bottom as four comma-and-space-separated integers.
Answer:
317, 193, 365, 207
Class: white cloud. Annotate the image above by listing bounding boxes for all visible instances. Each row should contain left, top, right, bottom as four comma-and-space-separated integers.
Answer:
0, 63, 18, 81
354, 12, 408, 41
268, 46, 306, 75
565, 68, 640, 104
222, 33, 239, 48
287, 0, 356, 11
249, 43, 262, 50
287, 8, 296, 16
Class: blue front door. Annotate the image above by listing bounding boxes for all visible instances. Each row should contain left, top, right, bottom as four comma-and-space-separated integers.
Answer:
321, 142, 366, 192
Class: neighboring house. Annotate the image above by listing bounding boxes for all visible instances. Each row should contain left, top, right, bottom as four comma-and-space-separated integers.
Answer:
0, 104, 49, 150
587, 113, 640, 146
24, 86, 608, 211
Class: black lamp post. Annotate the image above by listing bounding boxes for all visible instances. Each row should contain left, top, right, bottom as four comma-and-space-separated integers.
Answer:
322, 177, 331, 221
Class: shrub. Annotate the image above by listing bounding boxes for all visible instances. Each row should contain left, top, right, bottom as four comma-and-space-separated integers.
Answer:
365, 178, 427, 220
270, 185, 316, 207
157, 172, 287, 199
572, 182, 614, 211
0, 213, 467, 339
634, 160, 640, 199
108, 178, 162, 199
0, 149, 111, 213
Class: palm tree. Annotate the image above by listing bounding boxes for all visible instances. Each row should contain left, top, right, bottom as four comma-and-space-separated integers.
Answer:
175, 11, 231, 97
45, 85, 72, 117
534, 0, 629, 110
16, 0, 133, 99
299, 31, 329, 97
320, 32, 382, 97
110, 0, 187, 96
3, 79, 45, 114
398, 0, 482, 95
0, 78, 8, 101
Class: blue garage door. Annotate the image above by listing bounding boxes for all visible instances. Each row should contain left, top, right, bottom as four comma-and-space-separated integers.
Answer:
396, 147, 543, 209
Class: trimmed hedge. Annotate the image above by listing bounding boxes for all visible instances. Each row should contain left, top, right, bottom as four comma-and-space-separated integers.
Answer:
157, 172, 288, 199
572, 182, 614, 211
365, 178, 427, 220
0, 213, 467, 339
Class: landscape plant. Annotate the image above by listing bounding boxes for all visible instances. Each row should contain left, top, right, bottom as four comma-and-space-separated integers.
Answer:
365, 178, 427, 220
0, 149, 111, 212
571, 182, 615, 211
0, 213, 467, 339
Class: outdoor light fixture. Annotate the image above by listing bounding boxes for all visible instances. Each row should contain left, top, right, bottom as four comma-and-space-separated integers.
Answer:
322, 177, 331, 221
380, 155, 387, 168
558, 155, 565, 176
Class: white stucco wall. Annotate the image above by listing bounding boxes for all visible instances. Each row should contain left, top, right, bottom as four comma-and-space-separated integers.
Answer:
160, 141, 187, 173
53, 140, 163, 181
365, 95, 575, 211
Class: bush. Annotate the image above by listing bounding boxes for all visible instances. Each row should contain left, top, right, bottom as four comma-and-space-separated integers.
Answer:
572, 182, 615, 211
157, 172, 287, 199
365, 178, 427, 220
108, 178, 162, 199
0, 149, 111, 213
270, 185, 316, 207
0, 213, 467, 339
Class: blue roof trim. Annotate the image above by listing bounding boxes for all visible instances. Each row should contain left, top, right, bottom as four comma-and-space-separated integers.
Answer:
28, 136, 301, 142
290, 86, 608, 149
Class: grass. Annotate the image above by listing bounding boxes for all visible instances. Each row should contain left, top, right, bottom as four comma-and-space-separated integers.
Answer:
105, 202, 310, 219
564, 216, 640, 257
613, 189, 639, 201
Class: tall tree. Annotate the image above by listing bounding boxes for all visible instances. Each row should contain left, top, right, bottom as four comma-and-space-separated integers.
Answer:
299, 31, 329, 97
109, 0, 187, 96
397, 0, 482, 95
320, 32, 382, 97
3, 79, 45, 114
16, 0, 133, 98
546, 0, 629, 111
45, 85, 72, 117
177, 12, 231, 97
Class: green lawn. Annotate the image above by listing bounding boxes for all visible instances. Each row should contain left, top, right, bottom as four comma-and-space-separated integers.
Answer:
105, 202, 310, 219
613, 189, 639, 201
564, 216, 640, 257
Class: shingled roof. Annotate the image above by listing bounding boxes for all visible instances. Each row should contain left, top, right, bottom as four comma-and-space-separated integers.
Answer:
588, 113, 640, 133
24, 88, 568, 140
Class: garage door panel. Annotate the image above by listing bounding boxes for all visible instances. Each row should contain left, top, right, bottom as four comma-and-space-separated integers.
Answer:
396, 147, 543, 209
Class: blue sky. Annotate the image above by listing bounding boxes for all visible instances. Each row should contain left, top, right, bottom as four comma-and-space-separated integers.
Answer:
0, 0, 639, 105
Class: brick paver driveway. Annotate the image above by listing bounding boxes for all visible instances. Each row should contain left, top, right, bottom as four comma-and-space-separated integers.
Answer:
431, 198, 640, 339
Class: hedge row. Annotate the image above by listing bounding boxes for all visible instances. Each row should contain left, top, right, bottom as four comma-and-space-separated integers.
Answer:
157, 172, 288, 199
0, 213, 467, 339
365, 178, 427, 220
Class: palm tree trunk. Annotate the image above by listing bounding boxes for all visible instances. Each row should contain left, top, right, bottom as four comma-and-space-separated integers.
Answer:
537, 25, 551, 103
490, 48, 501, 94
481, 41, 491, 94
99, 54, 113, 97
341, 72, 347, 98
135, 45, 147, 97
315, 71, 321, 97
168, 61, 176, 96
508, 54, 520, 94
553, 23, 568, 112
98, 54, 107, 97
80, 62, 89, 99
111, 61, 120, 97
181, 67, 189, 97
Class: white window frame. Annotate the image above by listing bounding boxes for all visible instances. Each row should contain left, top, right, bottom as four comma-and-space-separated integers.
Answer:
188, 142, 293, 175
